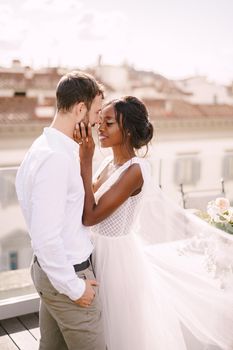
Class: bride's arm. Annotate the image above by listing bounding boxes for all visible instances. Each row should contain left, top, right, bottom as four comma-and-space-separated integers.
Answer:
76, 123, 143, 226
82, 160, 143, 226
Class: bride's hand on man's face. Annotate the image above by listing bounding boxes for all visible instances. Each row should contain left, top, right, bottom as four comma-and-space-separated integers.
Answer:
73, 122, 95, 161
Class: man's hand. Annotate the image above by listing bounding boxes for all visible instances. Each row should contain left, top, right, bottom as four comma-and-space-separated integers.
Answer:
74, 279, 99, 307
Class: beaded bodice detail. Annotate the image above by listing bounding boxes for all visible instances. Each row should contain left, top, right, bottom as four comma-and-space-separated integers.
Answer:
91, 192, 142, 237
91, 157, 144, 238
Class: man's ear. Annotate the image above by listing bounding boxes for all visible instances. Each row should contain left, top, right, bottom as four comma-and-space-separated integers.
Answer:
74, 102, 87, 122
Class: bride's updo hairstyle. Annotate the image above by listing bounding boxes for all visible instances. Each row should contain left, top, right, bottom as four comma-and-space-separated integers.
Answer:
108, 96, 153, 151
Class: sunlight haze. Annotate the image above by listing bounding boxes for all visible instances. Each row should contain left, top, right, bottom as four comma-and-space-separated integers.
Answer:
1, 0, 233, 84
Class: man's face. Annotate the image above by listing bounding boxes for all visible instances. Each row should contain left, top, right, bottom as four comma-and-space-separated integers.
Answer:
84, 94, 103, 126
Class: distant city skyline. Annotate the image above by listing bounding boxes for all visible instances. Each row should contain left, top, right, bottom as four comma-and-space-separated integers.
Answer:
1, 0, 233, 84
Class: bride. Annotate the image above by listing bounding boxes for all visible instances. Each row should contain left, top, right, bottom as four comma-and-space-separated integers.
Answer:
74, 96, 233, 350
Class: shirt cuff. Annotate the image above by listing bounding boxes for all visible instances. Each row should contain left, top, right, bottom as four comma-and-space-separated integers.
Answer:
68, 277, 86, 301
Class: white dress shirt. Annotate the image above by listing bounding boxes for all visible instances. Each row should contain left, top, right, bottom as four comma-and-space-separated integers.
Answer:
15, 127, 93, 300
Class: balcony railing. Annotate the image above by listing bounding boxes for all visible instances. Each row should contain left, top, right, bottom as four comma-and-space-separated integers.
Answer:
0, 167, 33, 283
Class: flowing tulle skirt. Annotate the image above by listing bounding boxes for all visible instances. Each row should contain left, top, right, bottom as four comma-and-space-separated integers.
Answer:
92, 232, 233, 350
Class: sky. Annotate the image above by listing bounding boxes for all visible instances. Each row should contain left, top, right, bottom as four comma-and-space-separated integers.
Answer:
1, 0, 233, 84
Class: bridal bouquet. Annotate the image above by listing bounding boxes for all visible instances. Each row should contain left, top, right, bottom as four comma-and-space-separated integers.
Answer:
206, 197, 233, 235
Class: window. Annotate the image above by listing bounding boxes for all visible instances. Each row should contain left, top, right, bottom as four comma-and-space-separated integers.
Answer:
0, 168, 18, 209
223, 154, 233, 181
174, 156, 201, 185
9, 251, 18, 270
14, 91, 26, 96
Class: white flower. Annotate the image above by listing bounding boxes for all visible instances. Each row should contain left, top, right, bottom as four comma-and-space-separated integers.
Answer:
226, 208, 233, 223
205, 197, 233, 235
207, 204, 219, 219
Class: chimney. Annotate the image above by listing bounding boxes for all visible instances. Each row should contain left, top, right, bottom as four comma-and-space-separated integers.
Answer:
12, 59, 22, 68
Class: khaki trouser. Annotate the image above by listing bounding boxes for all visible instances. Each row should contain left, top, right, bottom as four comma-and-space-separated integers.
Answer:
31, 258, 105, 350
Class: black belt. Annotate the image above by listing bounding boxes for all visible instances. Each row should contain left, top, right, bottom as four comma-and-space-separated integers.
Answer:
34, 256, 90, 272
73, 258, 90, 272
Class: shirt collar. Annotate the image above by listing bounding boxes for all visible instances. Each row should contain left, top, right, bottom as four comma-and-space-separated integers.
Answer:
43, 127, 78, 155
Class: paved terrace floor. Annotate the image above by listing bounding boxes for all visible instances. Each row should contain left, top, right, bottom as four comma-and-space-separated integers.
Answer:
0, 313, 39, 350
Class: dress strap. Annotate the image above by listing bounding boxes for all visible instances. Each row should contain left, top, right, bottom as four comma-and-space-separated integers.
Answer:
94, 156, 152, 201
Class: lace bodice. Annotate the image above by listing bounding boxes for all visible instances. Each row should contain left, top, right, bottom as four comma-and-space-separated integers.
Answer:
91, 156, 145, 238
91, 193, 142, 237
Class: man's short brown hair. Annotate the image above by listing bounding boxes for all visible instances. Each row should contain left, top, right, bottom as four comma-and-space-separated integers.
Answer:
56, 71, 104, 112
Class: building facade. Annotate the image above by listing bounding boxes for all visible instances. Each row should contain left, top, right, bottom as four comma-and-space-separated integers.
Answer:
0, 61, 233, 271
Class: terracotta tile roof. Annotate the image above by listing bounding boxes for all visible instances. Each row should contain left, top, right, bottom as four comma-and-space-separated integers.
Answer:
143, 99, 233, 120
195, 104, 233, 117
0, 70, 62, 90
0, 72, 26, 89
0, 96, 37, 122
41, 97, 56, 107
29, 72, 61, 89
142, 99, 168, 118
168, 100, 204, 118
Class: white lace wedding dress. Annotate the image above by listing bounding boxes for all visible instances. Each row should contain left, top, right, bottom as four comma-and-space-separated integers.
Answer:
91, 157, 233, 350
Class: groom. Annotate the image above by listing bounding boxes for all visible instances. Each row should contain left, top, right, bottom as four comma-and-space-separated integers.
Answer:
16, 71, 105, 350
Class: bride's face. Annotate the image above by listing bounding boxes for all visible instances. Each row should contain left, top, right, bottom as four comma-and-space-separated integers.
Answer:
98, 104, 123, 148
